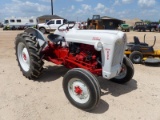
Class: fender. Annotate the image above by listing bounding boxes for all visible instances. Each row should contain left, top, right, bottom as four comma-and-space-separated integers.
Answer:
24, 27, 48, 48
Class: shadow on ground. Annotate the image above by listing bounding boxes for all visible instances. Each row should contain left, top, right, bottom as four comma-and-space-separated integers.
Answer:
90, 99, 109, 114
90, 78, 137, 114
98, 77, 138, 97
37, 66, 137, 114
144, 63, 160, 67
38, 66, 69, 82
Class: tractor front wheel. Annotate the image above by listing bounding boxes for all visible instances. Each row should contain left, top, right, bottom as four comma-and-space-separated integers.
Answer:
129, 51, 143, 64
15, 32, 44, 79
63, 68, 101, 111
111, 57, 134, 84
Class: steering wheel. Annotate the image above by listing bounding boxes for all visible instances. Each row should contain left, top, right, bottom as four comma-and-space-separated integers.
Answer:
58, 21, 76, 31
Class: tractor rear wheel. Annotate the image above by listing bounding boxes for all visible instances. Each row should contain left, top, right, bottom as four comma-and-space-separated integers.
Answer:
39, 27, 46, 34
129, 51, 143, 64
63, 68, 101, 111
15, 32, 44, 79
111, 57, 134, 84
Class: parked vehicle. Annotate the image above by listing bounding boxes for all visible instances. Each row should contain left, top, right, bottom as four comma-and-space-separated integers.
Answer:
3, 17, 37, 30
0, 22, 3, 28
87, 15, 105, 29
37, 19, 67, 34
125, 35, 160, 64
133, 22, 147, 32
120, 24, 130, 32
146, 22, 159, 32
133, 21, 159, 32
158, 24, 160, 32
3, 25, 10, 30
15, 22, 134, 111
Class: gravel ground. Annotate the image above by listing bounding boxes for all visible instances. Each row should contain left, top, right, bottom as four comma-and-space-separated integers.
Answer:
0, 28, 160, 120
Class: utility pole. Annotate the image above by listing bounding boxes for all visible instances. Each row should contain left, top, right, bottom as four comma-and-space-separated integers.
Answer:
51, 0, 53, 15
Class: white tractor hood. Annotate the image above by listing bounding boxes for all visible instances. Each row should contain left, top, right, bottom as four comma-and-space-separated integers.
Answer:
65, 28, 126, 46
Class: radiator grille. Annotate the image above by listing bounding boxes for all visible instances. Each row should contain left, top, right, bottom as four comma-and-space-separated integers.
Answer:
112, 40, 125, 66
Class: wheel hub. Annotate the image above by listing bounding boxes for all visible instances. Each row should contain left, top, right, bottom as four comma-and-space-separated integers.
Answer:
133, 55, 140, 62
23, 53, 27, 61
68, 79, 90, 104
17, 43, 30, 72
74, 86, 82, 95
22, 48, 30, 63
121, 67, 125, 72
115, 64, 127, 79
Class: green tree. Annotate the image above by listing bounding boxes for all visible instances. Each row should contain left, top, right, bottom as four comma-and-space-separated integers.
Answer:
144, 20, 151, 24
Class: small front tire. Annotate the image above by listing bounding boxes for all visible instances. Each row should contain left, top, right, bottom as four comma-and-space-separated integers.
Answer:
111, 57, 134, 84
63, 68, 101, 111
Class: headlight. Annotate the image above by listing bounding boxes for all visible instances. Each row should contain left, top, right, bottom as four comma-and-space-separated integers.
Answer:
94, 41, 103, 51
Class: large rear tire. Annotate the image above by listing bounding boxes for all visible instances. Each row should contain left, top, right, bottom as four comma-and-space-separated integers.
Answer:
15, 32, 44, 79
111, 57, 134, 84
63, 68, 101, 111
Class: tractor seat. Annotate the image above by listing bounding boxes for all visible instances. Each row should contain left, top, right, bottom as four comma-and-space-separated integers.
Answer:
47, 33, 65, 43
134, 36, 148, 46
134, 36, 140, 44
128, 36, 148, 46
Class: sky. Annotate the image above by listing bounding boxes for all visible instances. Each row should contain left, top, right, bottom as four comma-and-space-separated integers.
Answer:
0, 0, 160, 22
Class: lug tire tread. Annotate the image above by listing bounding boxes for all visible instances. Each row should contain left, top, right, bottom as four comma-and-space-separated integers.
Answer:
15, 32, 44, 79
63, 68, 101, 111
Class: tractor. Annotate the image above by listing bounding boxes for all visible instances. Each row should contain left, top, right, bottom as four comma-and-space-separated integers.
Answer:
125, 35, 160, 64
87, 15, 105, 29
119, 24, 130, 32
15, 22, 134, 111
3, 25, 10, 30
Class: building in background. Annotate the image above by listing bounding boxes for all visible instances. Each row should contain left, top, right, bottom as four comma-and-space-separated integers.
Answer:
37, 15, 65, 23
87, 15, 124, 30
101, 16, 124, 29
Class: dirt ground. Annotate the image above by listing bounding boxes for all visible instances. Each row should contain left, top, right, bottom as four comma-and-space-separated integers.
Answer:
0, 28, 160, 120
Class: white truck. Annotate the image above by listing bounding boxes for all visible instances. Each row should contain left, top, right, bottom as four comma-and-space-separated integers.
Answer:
38, 19, 67, 34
